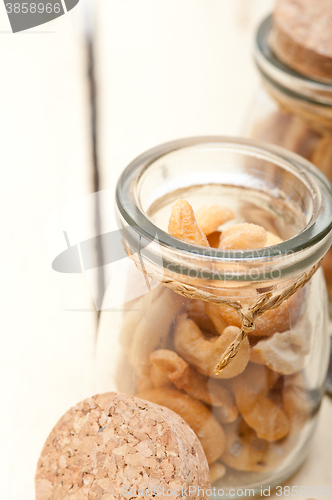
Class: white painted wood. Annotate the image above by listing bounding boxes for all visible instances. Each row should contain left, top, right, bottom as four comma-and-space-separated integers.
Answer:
96, 0, 275, 190
0, 6, 97, 499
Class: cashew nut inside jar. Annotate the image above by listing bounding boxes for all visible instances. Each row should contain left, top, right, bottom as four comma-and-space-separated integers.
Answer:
96, 138, 332, 495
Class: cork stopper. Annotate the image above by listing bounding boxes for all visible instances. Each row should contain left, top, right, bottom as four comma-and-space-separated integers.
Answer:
35, 392, 210, 499
270, 0, 332, 83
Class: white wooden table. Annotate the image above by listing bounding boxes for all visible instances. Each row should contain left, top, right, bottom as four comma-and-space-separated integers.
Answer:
1, 1, 331, 498
0, 5, 97, 500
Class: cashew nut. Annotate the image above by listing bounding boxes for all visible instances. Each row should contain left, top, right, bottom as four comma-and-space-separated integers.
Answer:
150, 349, 238, 419
231, 364, 290, 442
265, 231, 283, 247
250, 346, 266, 365
168, 199, 209, 247
195, 205, 234, 236
205, 292, 303, 337
150, 349, 188, 380
219, 223, 267, 250
149, 363, 175, 390
249, 302, 296, 337
187, 299, 219, 336
173, 314, 250, 379
137, 388, 226, 464
213, 400, 239, 424
221, 419, 269, 473
209, 462, 226, 483
221, 418, 293, 473
251, 329, 306, 375
235, 363, 280, 397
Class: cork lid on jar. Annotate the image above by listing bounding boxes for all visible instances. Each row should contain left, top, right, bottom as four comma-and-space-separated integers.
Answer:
270, 0, 332, 84
35, 392, 211, 500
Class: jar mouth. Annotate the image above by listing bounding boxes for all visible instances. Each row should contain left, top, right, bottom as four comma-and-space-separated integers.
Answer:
116, 137, 332, 274
254, 15, 332, 106
116, 136, 332, 282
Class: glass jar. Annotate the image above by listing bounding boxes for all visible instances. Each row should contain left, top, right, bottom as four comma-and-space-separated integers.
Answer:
97, 137, 332, 496
245, 15, 332, 305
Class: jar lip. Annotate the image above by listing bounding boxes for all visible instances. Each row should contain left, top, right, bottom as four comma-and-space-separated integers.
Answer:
254, 15, 332, 106
116, 136, 332, 264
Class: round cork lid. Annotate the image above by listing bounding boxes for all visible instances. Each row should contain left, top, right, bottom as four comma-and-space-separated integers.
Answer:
35, 392, 210, 499
271, 0, 332, 83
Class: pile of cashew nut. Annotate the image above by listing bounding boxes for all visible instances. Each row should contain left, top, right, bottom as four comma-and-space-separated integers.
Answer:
119, 201, 312, 483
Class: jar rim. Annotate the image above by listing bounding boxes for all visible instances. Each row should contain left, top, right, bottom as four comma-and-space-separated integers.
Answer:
116, 136, 332, 271
254, 15, 332, 106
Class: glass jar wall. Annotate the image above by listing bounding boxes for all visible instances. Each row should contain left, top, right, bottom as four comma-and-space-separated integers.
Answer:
97, 138, 332, 496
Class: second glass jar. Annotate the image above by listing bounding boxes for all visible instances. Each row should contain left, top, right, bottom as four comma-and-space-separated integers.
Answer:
246, 15, 332, 306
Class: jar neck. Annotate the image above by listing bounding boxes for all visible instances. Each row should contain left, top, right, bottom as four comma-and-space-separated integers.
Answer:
254, 15, 332, 113
262, 78, 332, 135
121, 214, 330, 296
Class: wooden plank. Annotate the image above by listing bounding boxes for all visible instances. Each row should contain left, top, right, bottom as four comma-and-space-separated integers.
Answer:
0, 6, 97, 499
